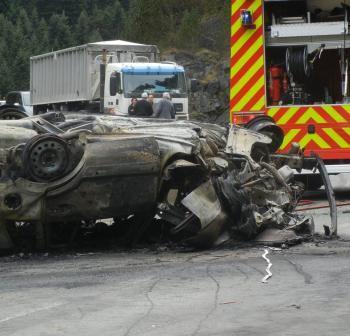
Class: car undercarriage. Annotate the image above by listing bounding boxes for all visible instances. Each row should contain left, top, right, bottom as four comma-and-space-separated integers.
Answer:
0, 113, 337, 251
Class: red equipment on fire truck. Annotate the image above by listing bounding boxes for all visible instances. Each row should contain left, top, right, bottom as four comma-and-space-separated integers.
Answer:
231, 0, 350, 186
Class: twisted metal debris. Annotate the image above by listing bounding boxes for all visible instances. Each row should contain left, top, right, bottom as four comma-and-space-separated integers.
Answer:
0, 113, 336, 251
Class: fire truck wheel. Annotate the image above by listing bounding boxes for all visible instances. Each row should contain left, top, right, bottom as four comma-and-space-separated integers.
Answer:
245, 116, 284, 153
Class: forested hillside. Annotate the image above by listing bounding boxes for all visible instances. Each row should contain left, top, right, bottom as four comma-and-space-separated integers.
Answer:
0, 0, 230, 97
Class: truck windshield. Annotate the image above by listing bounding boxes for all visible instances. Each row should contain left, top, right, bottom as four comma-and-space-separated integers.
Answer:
123, 72, 187, 97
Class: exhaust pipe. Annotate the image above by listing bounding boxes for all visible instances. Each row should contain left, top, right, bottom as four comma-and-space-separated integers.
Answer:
100, 49, 107, 113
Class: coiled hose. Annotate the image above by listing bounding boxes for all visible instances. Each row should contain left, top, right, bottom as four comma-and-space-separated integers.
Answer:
286, 47, 310, 82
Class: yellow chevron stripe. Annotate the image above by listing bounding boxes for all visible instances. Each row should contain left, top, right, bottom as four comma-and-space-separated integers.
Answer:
231, 55, 263, 97
296, 108, 326, 124
231, 39, 263, 78
280, 129, 301, 150
231, 15, 263, 58
233, 77, 264, 111
340, 106, 350, 113
299, 134, 331, 149
232, 0, 246, 13
231, 22, 243, 40
230, 66, 235, 82
251, 95, 265, 111
231, 1, 246, 38
322, 106, 346, 123
323, 128, 350, 148
276, 107, 300, 125
267, 107, 280, 118
343, 127, 350, 136
231, 1, 262, 37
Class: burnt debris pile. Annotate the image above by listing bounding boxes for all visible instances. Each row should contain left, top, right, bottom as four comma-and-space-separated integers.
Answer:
0, 113, 335, 252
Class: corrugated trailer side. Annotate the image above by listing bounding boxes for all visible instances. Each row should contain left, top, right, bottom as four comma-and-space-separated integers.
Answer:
30, 46, 91, 106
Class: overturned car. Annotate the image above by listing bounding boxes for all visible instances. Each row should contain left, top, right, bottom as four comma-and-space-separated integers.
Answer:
0, 114, 336, 251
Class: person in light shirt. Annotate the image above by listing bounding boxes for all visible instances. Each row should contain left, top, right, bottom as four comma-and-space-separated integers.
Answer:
153, 92, 175, 119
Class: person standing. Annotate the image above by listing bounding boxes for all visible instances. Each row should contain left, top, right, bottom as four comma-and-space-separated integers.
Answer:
148, 94, 154, 107
153, 92, 175, 119
128, 97, 137, 116
148, 94, 155, 114
134, 92, 153, 117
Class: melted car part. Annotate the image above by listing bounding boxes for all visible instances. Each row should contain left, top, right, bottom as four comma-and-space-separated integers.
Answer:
225, 126, 272, 157
0, 115, 334, 251
245, 116, 284, 153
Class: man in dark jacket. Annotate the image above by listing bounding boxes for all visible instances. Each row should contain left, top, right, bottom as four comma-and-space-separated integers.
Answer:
134, 92, 153, 117
128, 97, 137, 116
153, 92, 175, 119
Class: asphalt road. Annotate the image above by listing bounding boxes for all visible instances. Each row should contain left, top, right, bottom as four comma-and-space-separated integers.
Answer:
1, 175, 350, 336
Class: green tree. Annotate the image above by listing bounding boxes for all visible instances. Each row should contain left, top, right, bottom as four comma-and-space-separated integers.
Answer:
90, 1, 125, 41
75, 10, 90, 44
176, 9, 200, 50
0, 14, 15, 96
0, 0, 230, 95
89, 29, 103, 43
110, 0, 126, 39
12, 9, 34, 90
33, 18, 50, 54
48, 13, 74, 50
126, 0, 167, 45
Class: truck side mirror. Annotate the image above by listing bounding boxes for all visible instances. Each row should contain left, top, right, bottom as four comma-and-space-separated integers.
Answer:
110, 72, 121, 96
189, 78, 200, 92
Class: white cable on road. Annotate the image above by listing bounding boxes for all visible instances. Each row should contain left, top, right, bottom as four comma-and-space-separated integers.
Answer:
261, 248, 272, 283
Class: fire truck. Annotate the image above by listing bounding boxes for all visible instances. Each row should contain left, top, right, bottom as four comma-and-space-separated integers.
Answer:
231, 0, 350, 187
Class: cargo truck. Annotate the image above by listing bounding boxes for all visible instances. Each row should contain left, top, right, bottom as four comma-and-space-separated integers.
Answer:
30, 40, 189, 119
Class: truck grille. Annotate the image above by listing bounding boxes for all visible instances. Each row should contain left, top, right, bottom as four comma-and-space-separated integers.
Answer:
173, 103, 183, 112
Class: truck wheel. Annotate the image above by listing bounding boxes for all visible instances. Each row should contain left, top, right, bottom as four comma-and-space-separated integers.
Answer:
0, 108, 27, 120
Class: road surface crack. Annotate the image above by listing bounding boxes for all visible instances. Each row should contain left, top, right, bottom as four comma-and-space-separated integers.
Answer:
235, 263, 249, 280
240, 260, 264, 276
191, 264, 220, 336
283, 256, 313, 284
123, 274, 161, 336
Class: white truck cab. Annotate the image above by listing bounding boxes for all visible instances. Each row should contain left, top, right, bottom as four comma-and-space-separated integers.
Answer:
105, 63, 188, 119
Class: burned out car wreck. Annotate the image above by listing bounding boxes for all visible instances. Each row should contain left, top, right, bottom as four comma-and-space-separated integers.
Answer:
0, 113, 336, 251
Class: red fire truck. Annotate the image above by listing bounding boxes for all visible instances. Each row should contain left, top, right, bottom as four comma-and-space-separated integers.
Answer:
231, 0, 350, 186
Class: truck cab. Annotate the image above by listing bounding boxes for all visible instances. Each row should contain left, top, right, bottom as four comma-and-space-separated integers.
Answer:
0, 91, 32, 119
105, 62, 188, 119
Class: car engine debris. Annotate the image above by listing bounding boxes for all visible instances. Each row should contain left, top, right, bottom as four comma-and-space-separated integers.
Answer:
0, 113, 336, 251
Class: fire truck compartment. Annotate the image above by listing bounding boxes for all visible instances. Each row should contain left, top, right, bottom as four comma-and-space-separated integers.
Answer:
264, 0, 350, 107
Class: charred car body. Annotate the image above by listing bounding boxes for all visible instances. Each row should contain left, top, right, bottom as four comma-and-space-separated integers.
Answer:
0, 114, 336, 251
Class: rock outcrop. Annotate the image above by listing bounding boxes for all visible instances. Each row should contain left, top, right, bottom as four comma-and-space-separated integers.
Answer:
162, 49, 230, 124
